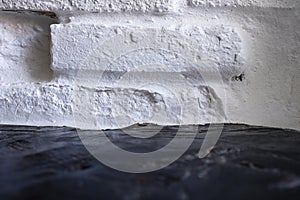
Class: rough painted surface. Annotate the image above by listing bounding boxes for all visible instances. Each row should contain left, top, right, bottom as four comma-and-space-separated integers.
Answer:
0, 1, 299, 130
1, 0, 297, 12
0, 83, 224, 129
0, 125, 300, 199
51, 23, 243, 81
0, 12, 54, 83
188, 0, 297, 8
0, 0, 171, 13
0, 83, 73, 125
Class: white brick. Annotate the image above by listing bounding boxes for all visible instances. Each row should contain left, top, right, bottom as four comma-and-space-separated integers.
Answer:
0, 83, 224, 129
188, 0, 296, 8
51, 23, 243, 81
0, 0, 171, 13
0, 12, 54, 83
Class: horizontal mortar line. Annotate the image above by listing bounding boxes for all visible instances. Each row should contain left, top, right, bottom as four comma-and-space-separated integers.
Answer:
0, 9, 58, 18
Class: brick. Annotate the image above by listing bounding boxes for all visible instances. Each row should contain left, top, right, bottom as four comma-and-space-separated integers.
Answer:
51, 23, 243, 81
0, 83, 224, 129
0, 0, 171, 13
188, 0, 296, 8
0, 12, 54, 83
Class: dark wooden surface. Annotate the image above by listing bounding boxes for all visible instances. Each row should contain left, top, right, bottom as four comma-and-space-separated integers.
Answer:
0, 124, 300, 200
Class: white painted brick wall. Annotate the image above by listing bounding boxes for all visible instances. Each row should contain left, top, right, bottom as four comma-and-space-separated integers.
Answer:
0, 12, 54, 83
51, 23, 243, 80
189, 0, 296, 8
0, 0, 171, 13
0, 0, 299, 130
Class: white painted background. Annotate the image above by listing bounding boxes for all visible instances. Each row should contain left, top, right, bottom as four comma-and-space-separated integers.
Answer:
0, 0, 299, 130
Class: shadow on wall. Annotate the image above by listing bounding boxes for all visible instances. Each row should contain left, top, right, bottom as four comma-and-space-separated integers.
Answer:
0, 11, 57, 83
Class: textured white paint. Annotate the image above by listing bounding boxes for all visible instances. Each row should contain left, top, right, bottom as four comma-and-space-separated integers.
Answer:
51, 23, 243, 81
0, 0, 171, 13
0, 83, 224, 129
0, 1, 299, 130
0, 12, 54, 83
189, 0, 297, 8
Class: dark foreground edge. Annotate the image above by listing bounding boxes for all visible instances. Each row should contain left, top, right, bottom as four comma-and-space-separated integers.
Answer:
0, 124, 300, 200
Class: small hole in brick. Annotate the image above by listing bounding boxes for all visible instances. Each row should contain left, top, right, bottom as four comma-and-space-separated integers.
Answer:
234, 54, 238, 62
232, 73, 245, 82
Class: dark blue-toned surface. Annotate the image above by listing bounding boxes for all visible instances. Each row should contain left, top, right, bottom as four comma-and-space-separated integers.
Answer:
0, 124, 300, 200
